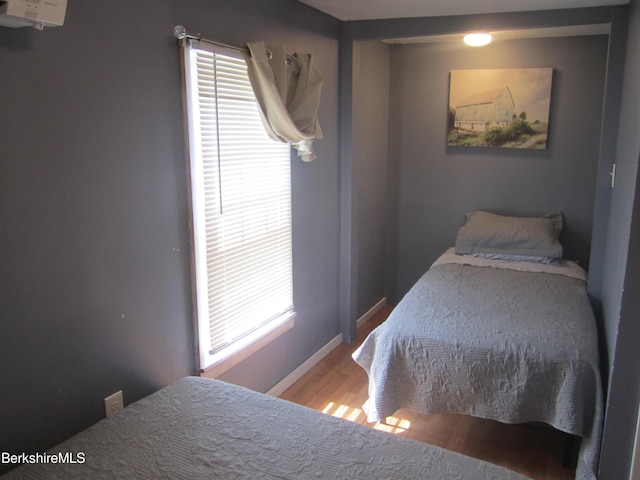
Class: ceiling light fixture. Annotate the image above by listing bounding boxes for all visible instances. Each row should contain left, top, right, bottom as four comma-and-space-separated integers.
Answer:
463, 32, 492, 47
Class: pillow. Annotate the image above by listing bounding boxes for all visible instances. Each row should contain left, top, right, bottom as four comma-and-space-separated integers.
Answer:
454, 210, 563, 260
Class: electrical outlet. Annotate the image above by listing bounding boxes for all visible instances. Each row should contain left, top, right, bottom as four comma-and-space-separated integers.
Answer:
104, 390, 124, 417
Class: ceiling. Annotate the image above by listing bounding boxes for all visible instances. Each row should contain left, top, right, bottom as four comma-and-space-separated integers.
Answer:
296, 0, 629, 21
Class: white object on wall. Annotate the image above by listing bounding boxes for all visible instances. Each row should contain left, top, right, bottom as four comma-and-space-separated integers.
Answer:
0, 0, 67, 30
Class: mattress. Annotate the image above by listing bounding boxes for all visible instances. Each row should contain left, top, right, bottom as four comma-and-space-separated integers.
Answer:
2, 376, 528, 479
353, 249, 603, 480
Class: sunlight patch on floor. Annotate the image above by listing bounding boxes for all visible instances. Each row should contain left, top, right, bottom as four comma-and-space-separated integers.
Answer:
321, 400, 411, 434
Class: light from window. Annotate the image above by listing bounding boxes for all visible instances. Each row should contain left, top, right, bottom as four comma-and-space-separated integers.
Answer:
182, 40, 295, 373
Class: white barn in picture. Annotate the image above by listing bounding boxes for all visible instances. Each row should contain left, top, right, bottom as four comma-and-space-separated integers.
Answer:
454, 86, 515, 132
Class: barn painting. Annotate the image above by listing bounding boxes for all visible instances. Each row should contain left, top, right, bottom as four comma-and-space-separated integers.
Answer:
447, 68, 553, 149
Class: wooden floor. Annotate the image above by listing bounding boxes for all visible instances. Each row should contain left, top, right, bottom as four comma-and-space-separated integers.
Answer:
279, 305, 575, 480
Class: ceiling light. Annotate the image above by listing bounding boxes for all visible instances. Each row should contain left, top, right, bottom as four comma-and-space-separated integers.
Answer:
463, 33, 492, 47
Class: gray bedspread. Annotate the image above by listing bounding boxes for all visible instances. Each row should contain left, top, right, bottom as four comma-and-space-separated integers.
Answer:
353, 249, 603, 480
2, 376, 528, 479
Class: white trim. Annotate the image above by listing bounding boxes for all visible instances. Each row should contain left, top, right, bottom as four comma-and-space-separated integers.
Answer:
357, 297, 387, 328
184, 42, 294, 372
266, 333, 343, 397
631, 399, 640, 480
202, 314, 295, 379
267, 297, 387, 397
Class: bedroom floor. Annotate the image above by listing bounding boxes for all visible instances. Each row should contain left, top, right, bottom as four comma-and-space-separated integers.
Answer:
278, 305, 575, 480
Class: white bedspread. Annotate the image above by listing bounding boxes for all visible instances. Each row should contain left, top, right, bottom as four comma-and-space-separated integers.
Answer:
2, 376, 528, 479
353, 250, 603, 480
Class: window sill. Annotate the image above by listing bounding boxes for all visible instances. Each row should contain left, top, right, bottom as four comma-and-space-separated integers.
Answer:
200, 312, 295, 379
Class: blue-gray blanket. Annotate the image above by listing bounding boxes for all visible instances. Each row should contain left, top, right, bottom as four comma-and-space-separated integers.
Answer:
1, 377, 529, 480
353, 251, 603, 480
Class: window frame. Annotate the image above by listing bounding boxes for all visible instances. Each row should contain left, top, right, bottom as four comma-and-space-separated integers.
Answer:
181, 39, 295, 376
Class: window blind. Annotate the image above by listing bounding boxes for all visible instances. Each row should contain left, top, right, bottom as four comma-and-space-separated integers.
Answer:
184, 41, 294, 370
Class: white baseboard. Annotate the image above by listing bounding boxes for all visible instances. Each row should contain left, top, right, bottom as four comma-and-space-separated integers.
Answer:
266, 297, 387, 397
357, 297, 387, 328
266, 333, 342, 397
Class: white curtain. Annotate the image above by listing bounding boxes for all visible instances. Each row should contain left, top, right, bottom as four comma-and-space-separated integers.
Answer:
244, 42, 323, 162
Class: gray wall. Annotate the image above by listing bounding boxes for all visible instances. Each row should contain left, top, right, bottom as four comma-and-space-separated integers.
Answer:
353, 40, 391, 315
598, 0, 640, 477
0, 0, 340, 470
386, 35, 608, 301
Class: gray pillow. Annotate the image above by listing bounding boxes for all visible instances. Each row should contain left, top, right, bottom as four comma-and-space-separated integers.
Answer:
455, 210, 563, 259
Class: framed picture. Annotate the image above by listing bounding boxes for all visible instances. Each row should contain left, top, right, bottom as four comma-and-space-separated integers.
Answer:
447, 68, 553, 149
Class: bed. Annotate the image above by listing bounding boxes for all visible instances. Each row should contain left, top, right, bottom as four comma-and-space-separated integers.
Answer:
352, 211, 603, 480
2, 376, 528, 479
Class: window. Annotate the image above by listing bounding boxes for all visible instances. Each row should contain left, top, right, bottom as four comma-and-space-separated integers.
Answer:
182, 40, 295, 375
